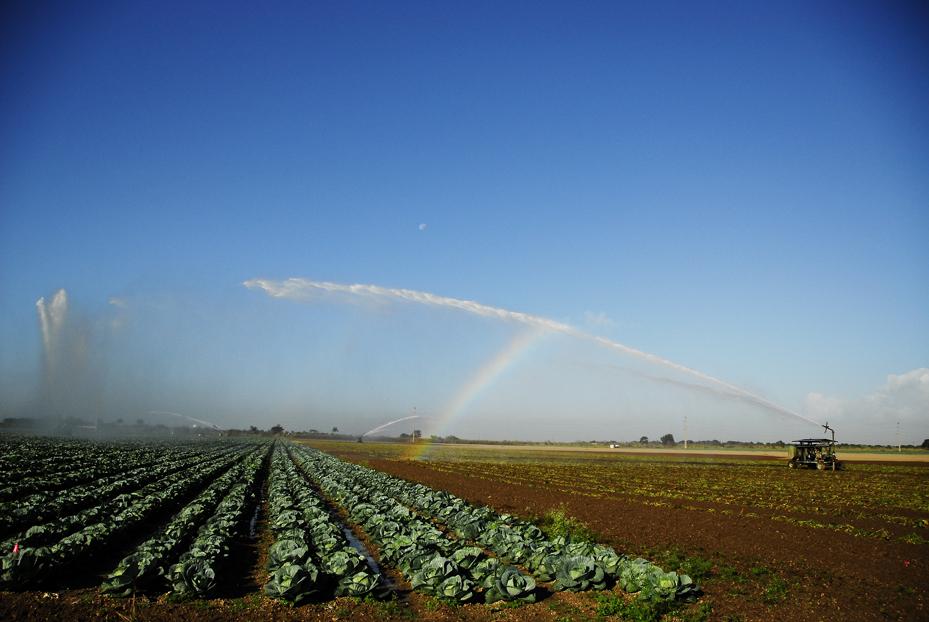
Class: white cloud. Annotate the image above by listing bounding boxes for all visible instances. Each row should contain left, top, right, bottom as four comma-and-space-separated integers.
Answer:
805, 368, 929, 443
866, 368, 929, 420
418, 223, 427, 231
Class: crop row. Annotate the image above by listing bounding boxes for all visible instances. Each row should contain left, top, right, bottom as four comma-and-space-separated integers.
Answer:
0, 436, 144, 484
0, 438, 218, 498
262, 444, 379, 603
289, 443, 699, 606
0, 443, 245, 536
165, 443, 268, 598
0, 449, 242, 554
291, 444, 538, 603
0, 441, 269, 589
102, 443, 268, 597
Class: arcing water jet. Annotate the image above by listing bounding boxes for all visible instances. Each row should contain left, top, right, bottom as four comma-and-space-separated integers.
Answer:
245, 277, 821, 427
148, 411, 220, 429
362, 415, 421, 437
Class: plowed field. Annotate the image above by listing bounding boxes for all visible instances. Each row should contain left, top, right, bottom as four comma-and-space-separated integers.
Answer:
316, 441, 929, 622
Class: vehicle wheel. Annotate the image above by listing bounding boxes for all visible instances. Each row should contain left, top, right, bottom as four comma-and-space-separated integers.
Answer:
817, 462, 825, 470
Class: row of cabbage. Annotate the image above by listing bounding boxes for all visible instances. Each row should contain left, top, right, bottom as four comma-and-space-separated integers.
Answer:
0, 437, 222, 500
291, 444, 699, 606
262, 445, 380, 603
0, 436, 140, 487
288, 444, 538, 604
0, 441, 267, 589
384, 471, 700, 604
102, 442, 270, 597
0, 448, 240, 558
0, 443, 244, 536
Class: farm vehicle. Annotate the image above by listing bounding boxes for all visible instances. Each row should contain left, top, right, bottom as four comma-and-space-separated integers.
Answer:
788, 423, 843, 471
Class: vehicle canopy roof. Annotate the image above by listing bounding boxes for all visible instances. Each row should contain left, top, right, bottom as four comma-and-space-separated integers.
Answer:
790, 438, 836, 446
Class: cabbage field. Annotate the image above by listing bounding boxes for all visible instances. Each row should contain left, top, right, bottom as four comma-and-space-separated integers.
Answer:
1, 437, 267, 593
0, 436, 703, 621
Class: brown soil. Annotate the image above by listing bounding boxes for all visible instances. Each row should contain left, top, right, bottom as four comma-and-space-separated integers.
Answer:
0, 587, 630, 622
348, 455, 927, 622
416, 443, 929, 462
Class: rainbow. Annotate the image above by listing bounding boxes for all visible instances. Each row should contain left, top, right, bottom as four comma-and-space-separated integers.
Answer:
407, 329, 546, 460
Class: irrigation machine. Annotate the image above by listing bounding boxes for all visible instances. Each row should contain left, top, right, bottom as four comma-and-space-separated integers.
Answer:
787, 423, 843, 471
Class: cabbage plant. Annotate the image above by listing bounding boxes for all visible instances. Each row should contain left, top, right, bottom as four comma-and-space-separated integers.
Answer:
470, 557, 501, 587
553, 555, 608, 591
592, 545, 625, 578
335, 569, 379, 597
485, 566, 537, 604
267, 538, 311, 572
436, 574, 475, 602
410, 555, 459, 591
450, 546, 484, 572
264, 561, 319, 604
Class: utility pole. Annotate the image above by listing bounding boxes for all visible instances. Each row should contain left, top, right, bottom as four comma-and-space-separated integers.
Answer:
684, 416, 688, 450
897, 421, 901, 453
411, 407, 416, 444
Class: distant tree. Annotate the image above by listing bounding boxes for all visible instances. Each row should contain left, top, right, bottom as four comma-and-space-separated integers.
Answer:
136, 418, 145, 426
921, 439, 929, 449
331, 426, 338, 434
270, 424, 284, 435
660, 433, 676, 446
249, 425, 259, 433
639, 436, 649, 444
309, 429, 318, 434
399, 432, 410, 438
413, 429, 422, 439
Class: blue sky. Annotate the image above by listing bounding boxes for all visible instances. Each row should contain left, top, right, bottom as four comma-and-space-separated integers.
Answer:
1, 1, 927, 443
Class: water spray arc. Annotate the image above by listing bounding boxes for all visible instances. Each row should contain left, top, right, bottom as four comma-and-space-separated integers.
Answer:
148, 411, 220, 429
362, 415, 422, 437
581, 361, 823, 427
245, 277, 821, 428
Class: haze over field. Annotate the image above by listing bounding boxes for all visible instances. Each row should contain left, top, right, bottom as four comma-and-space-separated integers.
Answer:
1, 2, 927, 444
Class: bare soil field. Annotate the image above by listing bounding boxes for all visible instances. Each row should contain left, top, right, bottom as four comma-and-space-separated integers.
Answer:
314, 440, 929, 622
419, 443, 929, 462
